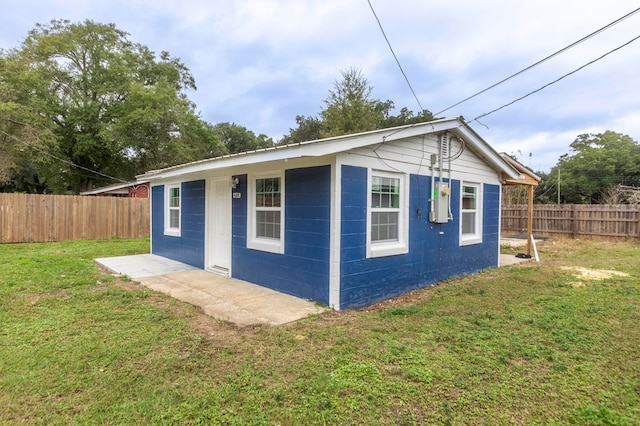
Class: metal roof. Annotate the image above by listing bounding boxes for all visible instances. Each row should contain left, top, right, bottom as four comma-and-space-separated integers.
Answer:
138, 117, 521, 182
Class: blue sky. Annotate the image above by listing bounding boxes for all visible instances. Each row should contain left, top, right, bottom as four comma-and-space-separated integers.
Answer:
1, 0, 639, 172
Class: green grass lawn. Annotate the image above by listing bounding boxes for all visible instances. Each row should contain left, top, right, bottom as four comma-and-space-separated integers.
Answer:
1, 238, 639, 425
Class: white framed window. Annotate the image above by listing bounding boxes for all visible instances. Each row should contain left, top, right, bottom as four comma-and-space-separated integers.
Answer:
367, 170, 408, 258
164, 184, 181, 237
247, 172, 284, 254
460, 182, 482, 245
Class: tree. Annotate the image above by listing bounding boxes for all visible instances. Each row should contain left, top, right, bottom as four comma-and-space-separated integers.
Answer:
548, 131, 640, 203
0, 52, 55, 192
211, 122, 273, 154
600, 184, 640, 204
278, 115, 323, 145
0, 19, 214, 193
186, 118, 227, 160
281, 68, 434, 143
319, 67, 390, 138
380, 106, 434, 128
109, 80, 224, 175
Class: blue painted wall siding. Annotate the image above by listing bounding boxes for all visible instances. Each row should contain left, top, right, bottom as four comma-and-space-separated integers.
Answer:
151, 180, 205, 268
340, 165, 501, 309
232, 166, 331, 304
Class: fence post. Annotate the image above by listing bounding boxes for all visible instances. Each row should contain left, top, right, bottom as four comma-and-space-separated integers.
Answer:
572, 204, 578, 239
526, 186, 534, 256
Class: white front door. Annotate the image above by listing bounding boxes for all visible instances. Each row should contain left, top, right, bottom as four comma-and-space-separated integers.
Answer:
207, 178, 231, 273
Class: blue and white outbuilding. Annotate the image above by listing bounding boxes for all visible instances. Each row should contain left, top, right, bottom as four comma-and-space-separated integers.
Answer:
139, 117, 522, 310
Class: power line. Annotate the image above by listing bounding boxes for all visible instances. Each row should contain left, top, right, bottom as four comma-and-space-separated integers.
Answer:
366, 0, 426, 114
434, 6, 640, 117
470, 34, 640, 123
0, 129, 127, 183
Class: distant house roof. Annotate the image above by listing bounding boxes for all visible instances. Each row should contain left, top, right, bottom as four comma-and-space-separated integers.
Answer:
80, 180, 149, 196
138, 117, 521, 182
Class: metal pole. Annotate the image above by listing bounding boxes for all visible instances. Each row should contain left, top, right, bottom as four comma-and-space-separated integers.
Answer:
557, 168, 561, 204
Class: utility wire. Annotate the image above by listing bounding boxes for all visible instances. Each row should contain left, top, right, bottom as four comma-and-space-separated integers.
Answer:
366, 0, 426, 114
434, 6, 640, 116
470, 34, 640, 123
0, 129, 127, 183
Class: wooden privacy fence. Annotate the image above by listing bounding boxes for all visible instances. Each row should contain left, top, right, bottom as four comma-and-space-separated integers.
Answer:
502, 204, 640, 239
0, 193, 150, 243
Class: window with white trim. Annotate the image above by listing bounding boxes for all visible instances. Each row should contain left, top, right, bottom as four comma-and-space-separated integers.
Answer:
367, 170, 408, 258
248, 173, 284, 253
460, 182, 482, 245
165, 184, 181, 236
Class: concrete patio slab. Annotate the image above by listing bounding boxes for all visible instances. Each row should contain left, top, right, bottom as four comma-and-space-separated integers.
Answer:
499, 237, 539, 266
95, 255, 326, 327
499, 253, 532, 266
138, 270, 325, 327
96, 254, 198, 279
96, 250, 527, 327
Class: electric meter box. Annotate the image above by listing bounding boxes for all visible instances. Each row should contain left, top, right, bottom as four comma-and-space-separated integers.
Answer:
430, 181, 450, 223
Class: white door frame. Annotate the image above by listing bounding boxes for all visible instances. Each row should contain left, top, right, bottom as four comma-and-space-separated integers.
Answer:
205, 177, 232, 275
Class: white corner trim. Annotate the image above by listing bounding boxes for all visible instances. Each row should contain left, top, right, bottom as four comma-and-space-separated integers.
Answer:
329, 160, 341, 310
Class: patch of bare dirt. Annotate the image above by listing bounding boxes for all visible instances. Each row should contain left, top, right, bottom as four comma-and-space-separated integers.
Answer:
560, 266, 629, 287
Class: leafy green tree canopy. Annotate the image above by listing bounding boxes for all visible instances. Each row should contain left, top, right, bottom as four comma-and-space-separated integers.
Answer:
550, 131, 640, 203
319, 68, 385, 137
211, 122, 273, 154
0, 51, 55, 191
279, 115, 323, 145
1, 19, 221, 193
280, 68, 434, 144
